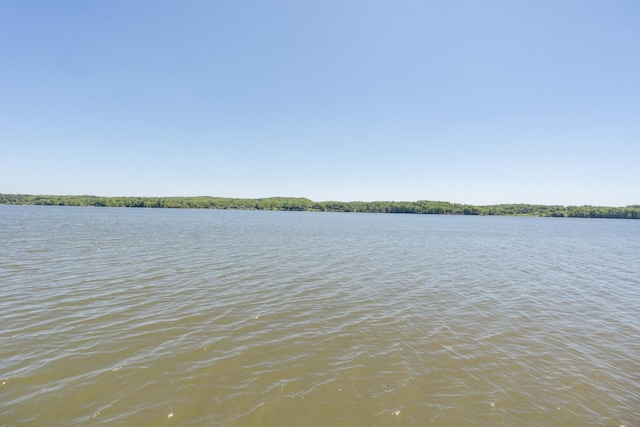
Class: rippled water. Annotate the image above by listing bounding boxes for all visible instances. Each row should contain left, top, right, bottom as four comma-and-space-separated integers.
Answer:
1, 205, 639, 426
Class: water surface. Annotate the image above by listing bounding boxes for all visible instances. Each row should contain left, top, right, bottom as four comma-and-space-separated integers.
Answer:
1, 205, 639, 426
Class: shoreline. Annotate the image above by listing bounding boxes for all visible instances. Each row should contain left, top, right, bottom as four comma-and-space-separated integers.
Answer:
1, 194, 639, 219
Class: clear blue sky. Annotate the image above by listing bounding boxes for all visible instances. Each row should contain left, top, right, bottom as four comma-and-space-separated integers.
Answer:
2, 1, 639, 206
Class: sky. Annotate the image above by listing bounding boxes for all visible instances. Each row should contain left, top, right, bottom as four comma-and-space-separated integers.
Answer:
1, 0, 639, 206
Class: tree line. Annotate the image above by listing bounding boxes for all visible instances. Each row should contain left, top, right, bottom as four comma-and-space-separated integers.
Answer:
1, 194, 639, 219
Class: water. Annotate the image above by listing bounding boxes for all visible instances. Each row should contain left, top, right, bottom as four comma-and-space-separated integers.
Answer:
1, 205, 639, 426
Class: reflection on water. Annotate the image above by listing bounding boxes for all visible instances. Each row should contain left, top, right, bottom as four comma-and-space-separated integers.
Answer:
1, 205, 639, 426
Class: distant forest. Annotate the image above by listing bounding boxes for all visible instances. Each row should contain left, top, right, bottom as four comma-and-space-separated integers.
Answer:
2, 194, 639, 219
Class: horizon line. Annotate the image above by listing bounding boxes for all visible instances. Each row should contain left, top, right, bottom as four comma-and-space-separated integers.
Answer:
1, 192, 638, 209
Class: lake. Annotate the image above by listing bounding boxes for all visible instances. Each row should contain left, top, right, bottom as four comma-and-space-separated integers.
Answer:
1, 205, 639, 426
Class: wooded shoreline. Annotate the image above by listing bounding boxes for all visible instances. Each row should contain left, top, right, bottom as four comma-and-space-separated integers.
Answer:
2, 194, 639, 219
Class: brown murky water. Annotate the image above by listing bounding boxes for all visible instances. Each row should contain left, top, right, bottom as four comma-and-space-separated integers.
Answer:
1, 205, 639, 426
